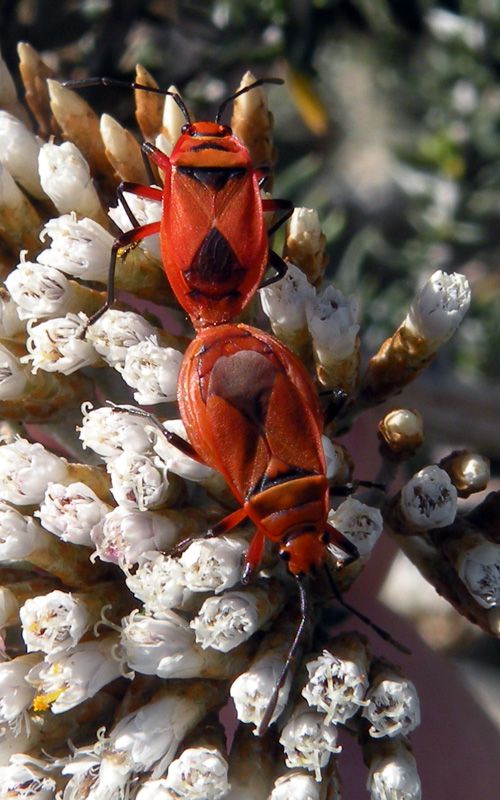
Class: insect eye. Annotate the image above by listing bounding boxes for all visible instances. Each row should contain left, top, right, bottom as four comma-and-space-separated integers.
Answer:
321, 531, 331, 544
181, 123, 191, 134
279, 550, 291, 562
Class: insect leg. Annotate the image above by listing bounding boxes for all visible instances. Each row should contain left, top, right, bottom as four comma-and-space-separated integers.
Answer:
106, 402, 203, 462
257, 575, 309, 735
116, 182, 163, 228
260, 249, 288, 288
241, 528, 266, 584
262, 197, 294, 236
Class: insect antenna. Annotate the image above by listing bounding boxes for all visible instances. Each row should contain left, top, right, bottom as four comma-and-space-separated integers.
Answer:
324, 563, 410, 655
62, 77, 192, 124
257, 575, 309, 736
215, 77, 284, 124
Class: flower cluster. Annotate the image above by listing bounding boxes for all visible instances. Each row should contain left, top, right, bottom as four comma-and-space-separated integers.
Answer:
0, 43, 496, 800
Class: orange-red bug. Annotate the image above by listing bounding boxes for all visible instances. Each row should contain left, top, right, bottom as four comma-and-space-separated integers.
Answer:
63, 77, 293, 329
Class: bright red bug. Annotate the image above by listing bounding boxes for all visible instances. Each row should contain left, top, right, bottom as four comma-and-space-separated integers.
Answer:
63, 76, 293, 329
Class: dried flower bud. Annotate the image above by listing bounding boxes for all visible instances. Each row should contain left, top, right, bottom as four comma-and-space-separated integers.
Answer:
405, 270, 471, 344
159, 85, 187, 155
38, 213, 114, 281
38, 141, 102, 218
284, 207, 327, 286
191, 581, 285, 652
116, 338, 182, 404
100, 113, 147, 183
439, 450, 490, 497
230, 70, 275, 168
399, 466, 458, 531
378, 409, 424, 458
279, 703, 341, 782
455, 538, 500, 608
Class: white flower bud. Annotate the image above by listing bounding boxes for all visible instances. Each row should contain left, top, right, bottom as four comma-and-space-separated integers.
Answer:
62, 754, 130, 800
165, 747, 229, 800
306, 284, 359, 361
0, 762, 56, 800
191, 584, 283, 652
79, 403, 153, 458
107, 451, 170, 510
0, 438, 68, 505
38, 141, 101, 217
405, 270, 471, 343
0, 501, 44, 559
136, 779, 174, 800
0, 290, 25, 338
260, 262, 315, 332
23, 314, 99, 374
116, 338, 182, 404
302, 646, 369, 724
121, 609, 206, 679
0, 653, 40, 729
457, 541, 500, 608
20, 589, 90, 658
322, 435, 350, 482
0, 343, 27, 400
0, 161, 25, 208
367, 744, 421, 800
279, 704, 341, 782
329, 496, 383, 558
91, 506, 180, 567
362, 675, 421, 738
5, 261, 73, 320
36, 481, 111, 547
180, 535, 247, 594
230, 653, 293, 732
108, 189, 161, 259
38, 213, 114, 281
152, 419, 214, 482
27, 637, 122, 714
0, 110, 44, 199
86, 309, 156, 368
270, 771, 322, 800
125, 551, 193, 612
400, 466, 458, 530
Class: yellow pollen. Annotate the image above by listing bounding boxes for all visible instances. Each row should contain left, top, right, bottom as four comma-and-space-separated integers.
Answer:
32, 688, 64, 711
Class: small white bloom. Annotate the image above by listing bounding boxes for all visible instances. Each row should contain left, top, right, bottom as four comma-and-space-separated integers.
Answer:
426, 8, 485, 50
329, 497, 383, 558
121, 610, 204, 679
180, 536, 246, 594
306, 284, 359, 361
0, 438, 68, 505
0, 343, 27, 400
23, 314, 99, 374
191, 588, 272, 652
367, 745, 422, 800
260, 262, 315, 331
38, 141, 102, 217
0, 110, 44, 199
62, 753, 130, 800
405, 270, 471, 343
117, 338, 182, 404
0, 161, 25, 208
38, 213, 114, 281
152, 419, 214, 482
125, 551, 193, 613
279, 705, 341, 782
401, 465, 457, 530
362, 677, 421, 738
0, 762, 56, 799
26, 637, 122, 714
86, 309, 156, 368
136, 779, 175, 800
322, 435, 350, 482
165, 747, 229, 800
91, 506, 180, 567
78, 403, 153, 458
108, 189, 162, 259
270, 771, 321, 800
20, 590, 90, 659
0, 289, 25, 338
5, 261, 72, 320
36, 482, 111, 547
0, 653, 40, 730
0, 501, 44, 559
457, 542, 500, 608
107, 450, 170, 510
230, 653, 293, 732
302, 648, 369, 724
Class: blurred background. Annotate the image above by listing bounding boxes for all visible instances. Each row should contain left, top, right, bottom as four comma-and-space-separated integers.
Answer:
1, 0, 499, 792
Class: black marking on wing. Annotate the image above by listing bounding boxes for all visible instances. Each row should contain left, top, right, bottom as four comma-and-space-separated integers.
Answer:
185, 227, 245, 293
177, 166, 246, 191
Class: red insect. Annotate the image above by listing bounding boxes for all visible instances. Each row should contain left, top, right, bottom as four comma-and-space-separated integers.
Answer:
64, 76, 292, 329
